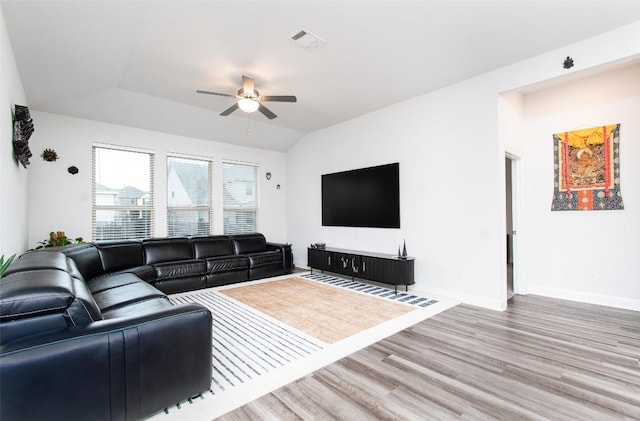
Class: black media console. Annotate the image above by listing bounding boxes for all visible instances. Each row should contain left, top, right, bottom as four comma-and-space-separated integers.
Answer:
307, 246, 415, 293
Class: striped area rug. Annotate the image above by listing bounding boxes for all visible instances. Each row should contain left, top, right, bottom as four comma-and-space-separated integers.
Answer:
302, 272, 439, 307
150, 272, 447, 420
169, 290, 324, 397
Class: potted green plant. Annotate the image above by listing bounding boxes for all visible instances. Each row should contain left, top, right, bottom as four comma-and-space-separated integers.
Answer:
35, 231, 83, 250
0, 254, 16, 276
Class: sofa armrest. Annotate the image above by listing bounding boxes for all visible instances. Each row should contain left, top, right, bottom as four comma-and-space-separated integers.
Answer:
267, 242, 293, 271
0, 303, 212, 421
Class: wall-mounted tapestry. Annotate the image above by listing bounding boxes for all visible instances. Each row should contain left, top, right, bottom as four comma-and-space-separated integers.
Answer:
551, 124, 623, 211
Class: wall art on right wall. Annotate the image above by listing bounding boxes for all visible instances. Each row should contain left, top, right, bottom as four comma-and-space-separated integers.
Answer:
551, 123, 624, 211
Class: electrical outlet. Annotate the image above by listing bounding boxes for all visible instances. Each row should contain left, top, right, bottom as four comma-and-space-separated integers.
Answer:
591, 272, 597, 281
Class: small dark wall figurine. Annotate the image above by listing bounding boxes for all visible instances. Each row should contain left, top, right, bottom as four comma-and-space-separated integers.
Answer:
67, 166, 79, 175
41, 148, 58, 162
563, 56, 574, 69
266, 172, 272, 180
13, 105, 34, 168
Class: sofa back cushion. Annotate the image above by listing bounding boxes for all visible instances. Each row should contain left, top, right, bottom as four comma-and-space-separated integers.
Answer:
192, 236, 234, 259
3, 251, 76, 277
143, 238, 193, 265
96, 240, 144, 273
0, 269, 102, 343
63, 244, 105, 280
231, 233, 267, 255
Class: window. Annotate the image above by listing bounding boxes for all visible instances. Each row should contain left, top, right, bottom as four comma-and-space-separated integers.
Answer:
93, 146, 154, 240
223, 162, 258, 234
167, 156, 212, 236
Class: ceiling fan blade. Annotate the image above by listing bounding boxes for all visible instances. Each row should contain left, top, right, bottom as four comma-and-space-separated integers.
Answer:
197, 90, 236, 98
258, 104, 277, 119
220, 103, 239, 116
261, 95, 297, 102
242, 76, 255, 95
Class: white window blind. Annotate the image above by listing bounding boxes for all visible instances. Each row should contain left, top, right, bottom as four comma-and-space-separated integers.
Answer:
92, 146, 154, 240
223, 162, 257, 235
167, 156, 212, 237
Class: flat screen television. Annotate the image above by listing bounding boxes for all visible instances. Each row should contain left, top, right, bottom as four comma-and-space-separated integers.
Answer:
322, 162, 400, 228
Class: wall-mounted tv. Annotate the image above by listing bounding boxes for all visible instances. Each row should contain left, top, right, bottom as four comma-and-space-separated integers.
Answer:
322, 162, 400, 228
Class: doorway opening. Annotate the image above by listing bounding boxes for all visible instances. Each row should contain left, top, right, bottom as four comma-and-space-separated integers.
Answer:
505, 155, 516, 300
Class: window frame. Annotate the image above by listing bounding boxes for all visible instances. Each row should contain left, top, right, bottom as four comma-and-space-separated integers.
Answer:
92, 145, 155, 241
166, 154, 213, 237
222, 161, 258, 235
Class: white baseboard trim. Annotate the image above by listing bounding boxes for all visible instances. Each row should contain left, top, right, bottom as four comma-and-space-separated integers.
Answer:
527, 285, 640, 311
405, 284, 639, 313
411, 286, 506, 312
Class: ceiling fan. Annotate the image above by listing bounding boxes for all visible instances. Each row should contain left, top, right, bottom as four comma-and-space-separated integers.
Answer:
197, 75, 297, 120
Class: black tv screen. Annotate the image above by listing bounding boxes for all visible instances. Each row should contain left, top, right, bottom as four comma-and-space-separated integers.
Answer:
322, 163, 400, 228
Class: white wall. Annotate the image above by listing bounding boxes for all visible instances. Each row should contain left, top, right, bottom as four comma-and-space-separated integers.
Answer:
0, 7, 29, 257
520, 64, 640, 310
288, 77, 505, 309
287, 21, 640, 310
26, 112, 288, 248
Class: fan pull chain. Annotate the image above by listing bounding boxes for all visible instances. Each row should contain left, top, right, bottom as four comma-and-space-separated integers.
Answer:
246, 114, 251, 136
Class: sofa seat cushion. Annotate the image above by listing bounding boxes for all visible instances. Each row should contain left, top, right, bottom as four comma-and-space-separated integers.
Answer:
113, 265, 157, 283
101, 296, 172, 319
92, 279, 165, 312
87, 273, 142, 294
206, 271, 248, 288
204, 255, 248, 273
153, 260, 206, 280
153, 277, 206, 295
247, 251, 282, 268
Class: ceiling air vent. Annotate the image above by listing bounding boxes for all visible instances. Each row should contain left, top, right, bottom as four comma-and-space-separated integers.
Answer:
289, 29, 326, 51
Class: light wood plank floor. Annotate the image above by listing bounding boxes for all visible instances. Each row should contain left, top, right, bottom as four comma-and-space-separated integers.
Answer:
216, 294, 640, 420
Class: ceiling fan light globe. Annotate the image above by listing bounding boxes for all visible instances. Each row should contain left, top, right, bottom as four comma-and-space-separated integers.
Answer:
238, 98, 259, 113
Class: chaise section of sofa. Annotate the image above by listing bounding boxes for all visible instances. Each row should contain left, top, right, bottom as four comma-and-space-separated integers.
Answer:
0, 250, 212, 421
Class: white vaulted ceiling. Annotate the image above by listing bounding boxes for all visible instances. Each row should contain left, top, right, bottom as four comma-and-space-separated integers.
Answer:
3, 1, 640, 151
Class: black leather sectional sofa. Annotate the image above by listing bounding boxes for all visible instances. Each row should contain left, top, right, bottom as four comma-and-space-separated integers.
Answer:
0, 233, 293, 420
72, 233, 293, 294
